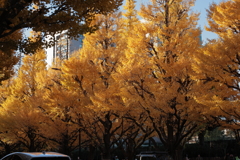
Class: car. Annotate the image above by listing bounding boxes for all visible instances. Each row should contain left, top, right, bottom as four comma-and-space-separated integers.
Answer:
0, 151, 71, 160
136, 151, 170, 160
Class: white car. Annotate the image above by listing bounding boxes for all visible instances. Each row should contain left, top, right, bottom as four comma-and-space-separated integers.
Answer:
0, 152, 71, 160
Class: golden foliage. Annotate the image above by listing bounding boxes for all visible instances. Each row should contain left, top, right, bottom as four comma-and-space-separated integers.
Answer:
0, 49, 47, 151
1, 0, 240, 157
115, 1, 205, 158
194, 0, 240, 130
206, 0, 240, 36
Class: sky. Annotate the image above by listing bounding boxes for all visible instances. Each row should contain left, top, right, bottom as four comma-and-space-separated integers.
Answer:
122, 0, 223, 43
192, 0, 222, 42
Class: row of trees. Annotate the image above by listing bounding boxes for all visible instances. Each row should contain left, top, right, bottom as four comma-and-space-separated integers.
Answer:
1, 0, 240, 160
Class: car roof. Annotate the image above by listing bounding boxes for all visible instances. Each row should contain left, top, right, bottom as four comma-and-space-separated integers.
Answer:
1, 152, 70, 160
140, 151, 168, 154
138, 154, 156, 157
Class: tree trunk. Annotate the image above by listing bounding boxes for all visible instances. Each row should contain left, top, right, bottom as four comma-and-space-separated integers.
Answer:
198, 130, 206, 146
59, 134, 71, 155
101, 113, 113, 160
167, 145, 183, 160
88, 145, 96, 160
126, 139, 136, 160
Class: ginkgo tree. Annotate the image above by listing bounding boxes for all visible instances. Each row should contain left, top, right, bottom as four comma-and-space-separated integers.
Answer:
115, 0, 206, 159
116, 1, 157, 159
0, 46, 47, 152
0, 79, 22, 155
35, 67, 82, 155
58, 11, 153, 160
193, 0, 240, 140
0, 41, 82, 154
60, 12, 124, 160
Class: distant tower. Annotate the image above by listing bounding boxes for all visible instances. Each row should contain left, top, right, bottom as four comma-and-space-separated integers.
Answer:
46, 31, 84, 67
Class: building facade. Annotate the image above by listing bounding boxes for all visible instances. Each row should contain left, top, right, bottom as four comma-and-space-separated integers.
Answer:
46, 31, 84, 67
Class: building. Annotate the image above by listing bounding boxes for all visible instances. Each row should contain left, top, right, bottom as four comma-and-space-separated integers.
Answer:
46, 31, 84, 67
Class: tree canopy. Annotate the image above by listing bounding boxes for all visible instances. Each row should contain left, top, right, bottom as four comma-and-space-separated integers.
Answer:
0, 0, 123, 40
0, 0, 123, 83
0, 0, 123, 53
115, 0, 205, 159
0, 29, 22, 83
193, 0, 240, 134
